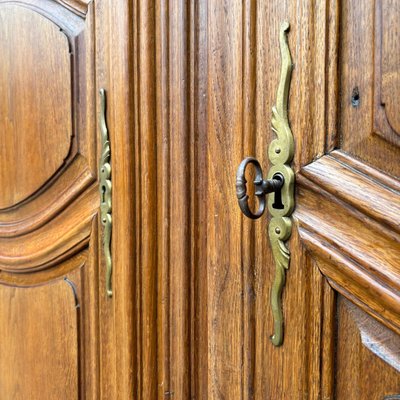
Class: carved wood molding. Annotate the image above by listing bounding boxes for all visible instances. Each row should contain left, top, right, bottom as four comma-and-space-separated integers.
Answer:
0, 249, 88, 286
296, 151, 400, 332
343, 298, 400, 372
0, 185, 97, 272
0, 1, 86, 29
56, 0, 90, 17
0, 0, 96, 236
0, 157, 95, 237
299, 150, 400, 234
0, 0, 91, 19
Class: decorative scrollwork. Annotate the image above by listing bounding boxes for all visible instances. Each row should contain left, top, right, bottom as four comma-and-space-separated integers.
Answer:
99, 88, 112, 297
267, 21, 295, 346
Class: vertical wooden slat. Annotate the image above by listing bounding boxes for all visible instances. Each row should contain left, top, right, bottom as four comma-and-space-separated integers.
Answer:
96, 0, 136, 398
326, 0, 340, 152
242, 0, 257, 398
137, 0, 158, 398
255, 2, 286, 398
168, 0, 192, 396
190, 0, 209, 398
155, 0, 171, 398
207, 0, 244, 397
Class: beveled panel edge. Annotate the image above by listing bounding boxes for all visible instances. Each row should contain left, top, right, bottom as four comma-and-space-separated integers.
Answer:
300, 151, 400, 234
331, 150, 400, 192
299, 227, 400, 333
0, 1, 86, 34
0, 156, 95, 237
0, 248, 88, 287
56, 0, 91, 17
0, 185, 98, 272
373, 0, 400, 148
343, 298, 400, 372
0, 0, 96, 222
373, 115, 400, 149
296, 153, 400, 331
0, 3, 75, 209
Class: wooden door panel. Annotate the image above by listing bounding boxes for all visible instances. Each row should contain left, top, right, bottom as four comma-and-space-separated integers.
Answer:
0, 4, 72, 209
128, 0, 400, 397
297, 151, 400, 334
336, 296, 400, 399
339, 0, 400, 176
0, 275, 79, 400
0, 1, 99, 398
0, 0, 137, 398
296, 0, 400, 326
0, 250, 100, 400
0, 0, 96, 237
134, 1, 340, 398
378, 0, 400, 142
295, 0, 400, 396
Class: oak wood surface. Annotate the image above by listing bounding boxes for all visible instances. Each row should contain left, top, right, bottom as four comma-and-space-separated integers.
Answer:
57, 0, 90, 16
132, 0, 400, 398
0, 5, 72, 209
133, 0, 336, 399
0, 0, 136, 398
339, 0, 400, 176
95, 0, 136, 397
336, 296, 400, 399
0, 274, 79, 400
1, 0, 399, 398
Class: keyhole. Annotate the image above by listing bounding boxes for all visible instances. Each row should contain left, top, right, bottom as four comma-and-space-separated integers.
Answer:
351, 87, 360, 107
272, 174, 284, 210
101, 185, 106, 204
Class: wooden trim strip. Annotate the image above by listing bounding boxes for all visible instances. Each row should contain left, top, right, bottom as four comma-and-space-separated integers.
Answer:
56, 0, 90, 17
299, 226, 400, 331
297, 153, 400, 332
300, 152, 400, 234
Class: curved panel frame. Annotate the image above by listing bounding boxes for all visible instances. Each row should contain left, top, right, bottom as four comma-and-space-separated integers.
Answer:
0, 0, 96, 241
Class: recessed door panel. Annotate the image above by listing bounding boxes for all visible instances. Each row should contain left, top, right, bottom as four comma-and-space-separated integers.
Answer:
0, 276, 79, 400
0, 1, 100, 398
0, 5, 72, 209
339, 0, 400, 176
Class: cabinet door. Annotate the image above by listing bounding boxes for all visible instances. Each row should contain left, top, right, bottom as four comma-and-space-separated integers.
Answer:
0, 2, 99, 398
296, 0, 400, 397
133, 0, 400, 398
0, 1, 135, 398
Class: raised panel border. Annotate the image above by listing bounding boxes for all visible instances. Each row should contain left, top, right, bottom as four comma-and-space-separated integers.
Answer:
296, 150, 400, 333
344, 298, 400, 372
0, 0, 136, 398
56, 0, 91, 17
0, 184, 97, 272
0, 0, 96, 237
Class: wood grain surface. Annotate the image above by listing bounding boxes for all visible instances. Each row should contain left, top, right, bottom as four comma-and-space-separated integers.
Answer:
339, 0, 400, 175
0, 0, 136, 398
0, 5, 72, 209
131, 0, 400, 398
1, 0, 399, 398
0, 275, 79, 399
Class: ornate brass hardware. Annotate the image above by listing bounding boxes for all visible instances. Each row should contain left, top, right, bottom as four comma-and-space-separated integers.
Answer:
235, 21, 294, 346
99, 88, 112, 297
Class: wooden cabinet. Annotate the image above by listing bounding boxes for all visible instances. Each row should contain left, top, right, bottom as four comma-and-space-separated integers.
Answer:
0, 0, 399, 399
0, 1, 134, 398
